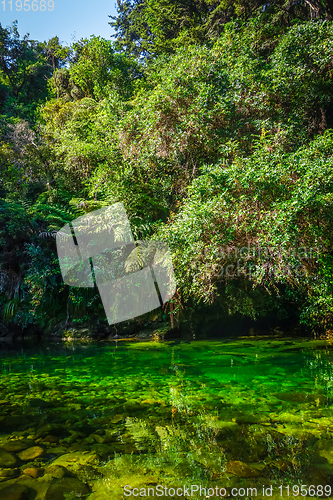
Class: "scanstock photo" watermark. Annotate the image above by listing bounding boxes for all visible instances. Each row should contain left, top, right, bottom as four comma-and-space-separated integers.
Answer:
192, 243, 321, 280
123, 484, 332, 497
124, 485, 246, 498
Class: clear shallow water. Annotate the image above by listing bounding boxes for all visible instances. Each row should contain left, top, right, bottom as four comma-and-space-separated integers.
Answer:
0, 337, 333, 499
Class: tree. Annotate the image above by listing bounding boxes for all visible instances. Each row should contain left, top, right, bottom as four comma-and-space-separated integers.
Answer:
49, 36, 139, 101
0, 22, 54, 120
40, 36, 70, 100
109, 0, 333, 59
155, 130, 333, 331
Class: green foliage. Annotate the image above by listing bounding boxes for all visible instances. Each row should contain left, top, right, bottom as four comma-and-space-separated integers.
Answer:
48, 36, 138, 101
110, 0, 333, 59
155, 130, 333, 330
0, 22, 54, 120
2, 11, 333, 335
40, 97, 118, 190
112, 19, 333, 209
0, 189, 101, 330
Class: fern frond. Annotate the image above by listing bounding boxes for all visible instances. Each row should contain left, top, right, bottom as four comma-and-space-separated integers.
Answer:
3, 298, 19, 320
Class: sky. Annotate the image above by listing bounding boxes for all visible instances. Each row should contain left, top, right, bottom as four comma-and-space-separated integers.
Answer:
0, 0, 117, 45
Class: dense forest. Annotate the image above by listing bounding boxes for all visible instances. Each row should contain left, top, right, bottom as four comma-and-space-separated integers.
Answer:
1, 0, 333, 340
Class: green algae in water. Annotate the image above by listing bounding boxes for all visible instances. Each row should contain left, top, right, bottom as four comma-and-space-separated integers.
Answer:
0, 338, 332, 499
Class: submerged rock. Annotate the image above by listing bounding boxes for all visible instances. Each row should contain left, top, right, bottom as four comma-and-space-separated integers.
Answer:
0, 468, 19, 479
2, 441, 34, 453
47, 446, 67, 455
305, 466, 331, 486
36, 424, 64, 438
90, 434, 104, 444
226, 460, 261, 478
274, 392, 329, 405
173, 461, 195, 477
313, 439, 333, 464
22, 467, 42, 478
41, 435, 59, 444
90, 444, 114, 457
102, 429, 118, 443
0, 483, 30, 500
17, 446, 44, 461
109, 414, 124, 424
123, 400, 144, 413
44, 465, 67, 479
52, 452, 99, 475
45, 477, 89, 500
0, 449, 17, 468
28, 398, 55, 409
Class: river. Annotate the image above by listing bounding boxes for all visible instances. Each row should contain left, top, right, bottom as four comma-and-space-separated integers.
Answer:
0, 336, 332, 499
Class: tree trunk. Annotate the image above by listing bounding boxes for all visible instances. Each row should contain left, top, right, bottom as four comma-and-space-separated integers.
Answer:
303, 0, 330, 19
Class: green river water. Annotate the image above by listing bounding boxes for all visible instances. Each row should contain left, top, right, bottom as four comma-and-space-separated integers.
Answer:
0, 336, 333, 499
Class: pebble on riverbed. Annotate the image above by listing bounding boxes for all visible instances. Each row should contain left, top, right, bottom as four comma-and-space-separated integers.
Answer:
22, 467, 42, 479
17, 447, 44, 461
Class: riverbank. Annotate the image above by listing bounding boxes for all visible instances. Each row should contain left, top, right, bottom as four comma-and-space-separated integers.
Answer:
0, 301, 319, 345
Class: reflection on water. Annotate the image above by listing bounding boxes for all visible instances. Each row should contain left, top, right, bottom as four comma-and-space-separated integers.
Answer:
0, 338, 333, 499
